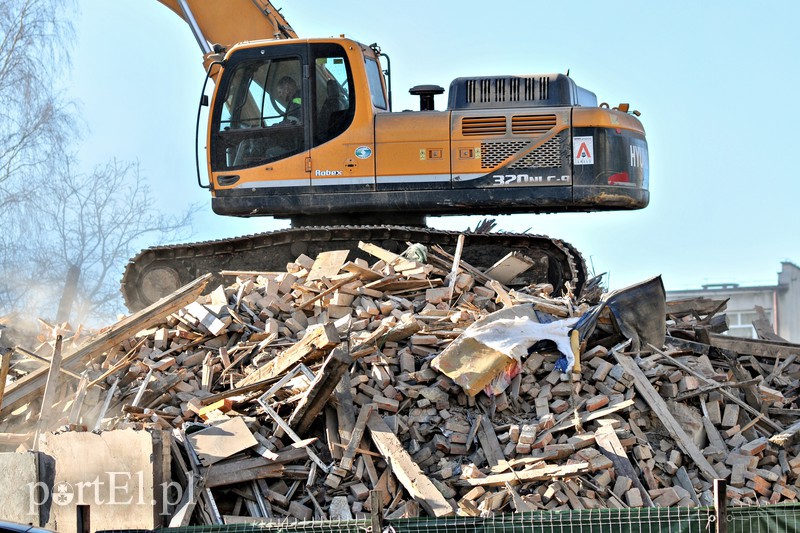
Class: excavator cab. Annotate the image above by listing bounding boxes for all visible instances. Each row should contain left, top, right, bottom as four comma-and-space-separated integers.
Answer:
210, 41, 359, 182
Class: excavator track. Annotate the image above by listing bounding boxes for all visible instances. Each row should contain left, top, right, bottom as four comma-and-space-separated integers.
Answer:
121, 226, 586, 311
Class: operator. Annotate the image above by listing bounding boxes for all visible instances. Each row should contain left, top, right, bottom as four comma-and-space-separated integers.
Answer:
275, 76, 302, 124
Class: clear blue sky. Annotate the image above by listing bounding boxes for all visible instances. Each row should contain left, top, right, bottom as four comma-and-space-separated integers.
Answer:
68, 0, 800, 291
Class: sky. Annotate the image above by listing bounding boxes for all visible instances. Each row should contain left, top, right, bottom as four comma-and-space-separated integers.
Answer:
67, 0, 800, 293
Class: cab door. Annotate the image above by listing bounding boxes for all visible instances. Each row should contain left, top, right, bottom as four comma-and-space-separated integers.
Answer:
308, 42, 375, 191
209, 43, 311, 189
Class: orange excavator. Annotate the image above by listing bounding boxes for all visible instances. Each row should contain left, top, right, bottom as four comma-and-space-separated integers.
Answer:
122, 0, 649, 310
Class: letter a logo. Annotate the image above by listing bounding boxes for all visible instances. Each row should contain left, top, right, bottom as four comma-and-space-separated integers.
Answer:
573, 136, 594, 165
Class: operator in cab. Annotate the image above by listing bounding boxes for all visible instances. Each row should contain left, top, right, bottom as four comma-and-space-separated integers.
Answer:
275, 76, 302, 124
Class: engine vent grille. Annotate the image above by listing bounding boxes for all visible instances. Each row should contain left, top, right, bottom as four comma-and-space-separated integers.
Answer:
465, 77, 551, 104
510, 136, 563, 169
462, 116, 506, 136
480, 141, 530, 169
511, 114, 557, 135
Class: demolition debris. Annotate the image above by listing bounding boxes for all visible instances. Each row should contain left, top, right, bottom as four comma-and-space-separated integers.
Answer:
2, 240, 800, 527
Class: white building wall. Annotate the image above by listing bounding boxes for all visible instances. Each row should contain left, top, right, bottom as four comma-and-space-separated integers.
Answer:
665, 262, 800, 343
777, 262, 800, 341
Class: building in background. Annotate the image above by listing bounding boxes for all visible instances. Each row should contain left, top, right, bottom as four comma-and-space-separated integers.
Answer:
665, 262, 800, 342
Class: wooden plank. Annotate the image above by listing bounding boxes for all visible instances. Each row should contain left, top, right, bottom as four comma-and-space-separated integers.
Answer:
259, 402, 330, 473
297, 274, 359, 310
92, 376, 119, 431
483, 251, 535, 285
373, 279, 442, 293
325, 407, 342, 460
357, 241, 417, 271
428, 245, 500, 287
85, 338, 146, 389
665, 336, 711, 356
714, 480, 728, 533
708, 333, 800, 358
67, 371, 90, 425
0, 348, 12, 409
12, 346, 85, 382
447, 234, 466, 300
549, 400, 635, 434
769, 419, 800, 447
0, 433, 31, 446
205, 464, 313, 489
307, 250, 350, 281
455, 462, 593, 487
34, 335, 64, 440
290, 347, 353, 435
130, 368, 154, 408
594, 425, 654, 507
506, 482, 535, 512
1, 274, 211, 417
476, 415, 506, 469
753, 305, 787, 342
237, 322, 339, 386
340, 403, 375, 471
612, 347, 719, 483
206, 461, 284, 488
342, 261, 383, 281
370, 490, 384, 533
334, 373, 356, 442
367, 412, 453, 517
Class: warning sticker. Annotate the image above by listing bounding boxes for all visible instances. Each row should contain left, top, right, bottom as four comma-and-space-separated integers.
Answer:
573, 136, 594, 165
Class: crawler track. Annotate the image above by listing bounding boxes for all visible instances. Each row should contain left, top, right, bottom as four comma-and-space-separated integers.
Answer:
121, 226, 586, 311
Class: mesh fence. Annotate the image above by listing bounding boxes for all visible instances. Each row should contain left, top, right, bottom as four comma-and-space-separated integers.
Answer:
389, 507, 712, 533
97, 519, 371, 533
98, 503, 800, 533
728, 503, 800, 533
98, 506, 710, 533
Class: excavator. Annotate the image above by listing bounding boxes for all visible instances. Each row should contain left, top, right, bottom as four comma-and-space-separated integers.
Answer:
121, 0, 649, 311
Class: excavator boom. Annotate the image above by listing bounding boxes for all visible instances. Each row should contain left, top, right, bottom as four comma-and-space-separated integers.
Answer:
157, 0, 296, 57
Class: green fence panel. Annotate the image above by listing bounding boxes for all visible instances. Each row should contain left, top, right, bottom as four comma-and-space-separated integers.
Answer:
729, 504, 800, 533
99, 503, 800, 533
389, 507, 712, 533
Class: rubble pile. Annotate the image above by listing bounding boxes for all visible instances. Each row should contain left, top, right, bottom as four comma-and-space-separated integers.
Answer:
3, 240, 800, 525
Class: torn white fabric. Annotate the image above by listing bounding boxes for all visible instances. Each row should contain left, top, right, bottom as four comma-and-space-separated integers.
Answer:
466, 315, 580, 364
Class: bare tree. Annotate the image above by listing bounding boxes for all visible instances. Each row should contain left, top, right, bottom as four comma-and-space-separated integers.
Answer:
0, 0, 75, 204
0, 0, 197, 326
26, 158, 195, 324
0, 156, 197, 326
0, 0, 75, 314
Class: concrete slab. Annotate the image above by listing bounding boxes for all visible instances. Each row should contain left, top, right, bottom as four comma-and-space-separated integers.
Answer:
37, 429, 169, 533
0, 451, 40, 525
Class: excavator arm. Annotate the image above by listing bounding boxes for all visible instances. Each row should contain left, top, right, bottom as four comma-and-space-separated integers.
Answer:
157, 0, 296, 58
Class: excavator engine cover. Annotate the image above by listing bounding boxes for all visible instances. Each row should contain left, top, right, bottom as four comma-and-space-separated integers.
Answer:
448, 74, 597, 110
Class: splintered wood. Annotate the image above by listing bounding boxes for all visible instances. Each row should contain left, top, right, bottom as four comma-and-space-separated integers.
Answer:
3, 242, 800, 526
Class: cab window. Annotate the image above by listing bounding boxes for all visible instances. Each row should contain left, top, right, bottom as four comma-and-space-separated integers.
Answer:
213, 55, 306, 171
311, 44, 355, 146
365, 57, 387, 110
